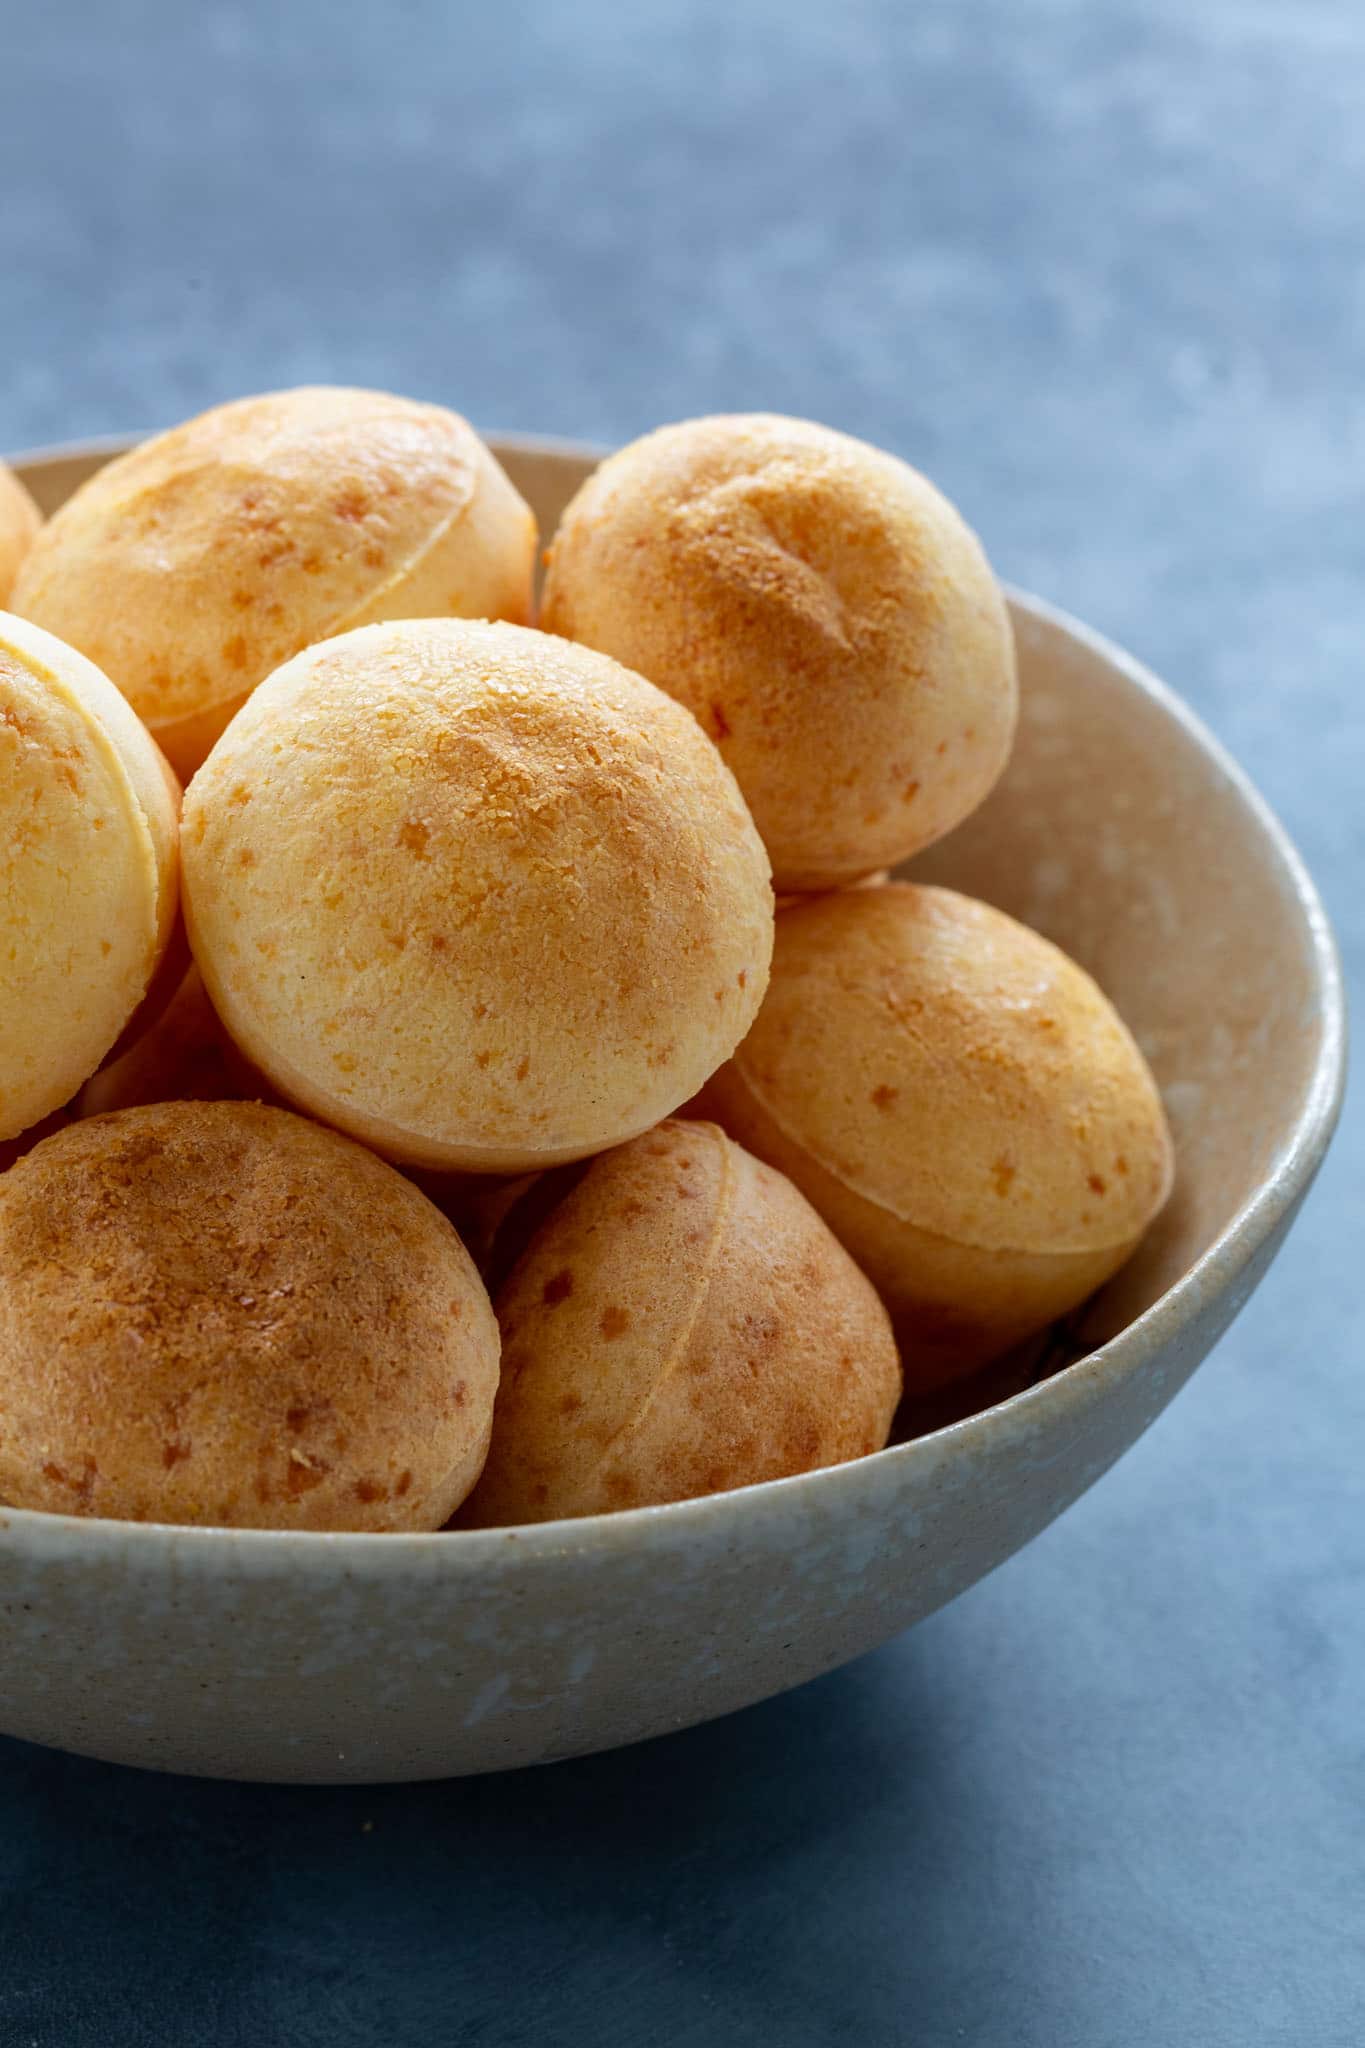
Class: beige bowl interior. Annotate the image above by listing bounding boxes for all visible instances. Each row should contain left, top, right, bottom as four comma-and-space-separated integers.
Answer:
0, 432, 1344, 1783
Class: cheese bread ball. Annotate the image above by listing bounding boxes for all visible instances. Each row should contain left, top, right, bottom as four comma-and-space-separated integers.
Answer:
541, 414, 1017, 892
0, 1102, 500, 1530
77, 966, 243, 1117
0, 461, 41, 602
183, 619, 774, 1173
461, 1120, 901, 1526
11, 387, 537, 779
698, 884, 1174, 1389
0, 613, 180, 1141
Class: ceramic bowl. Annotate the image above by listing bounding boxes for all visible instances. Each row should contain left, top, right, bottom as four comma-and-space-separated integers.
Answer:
0, 434, 1345, 1783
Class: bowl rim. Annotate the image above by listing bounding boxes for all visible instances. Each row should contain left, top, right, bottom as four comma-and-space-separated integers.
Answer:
0, 435, 1347, 1574
4, 425, 610, 480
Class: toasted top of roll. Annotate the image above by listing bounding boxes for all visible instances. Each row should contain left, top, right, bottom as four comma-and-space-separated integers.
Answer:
11, 386, 537, 778
725, 882, 1173, 1257
463, 1119, 901, 1525
541, 413, 1017, 891
0, 1101, 501, 1531
182, 619, 774, 1172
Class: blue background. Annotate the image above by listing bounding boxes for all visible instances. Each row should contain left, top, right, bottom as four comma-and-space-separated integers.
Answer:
1, 3, 1361, 2041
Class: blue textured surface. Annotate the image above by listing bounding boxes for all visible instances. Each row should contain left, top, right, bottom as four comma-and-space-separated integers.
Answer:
1, 3, 1361, 2042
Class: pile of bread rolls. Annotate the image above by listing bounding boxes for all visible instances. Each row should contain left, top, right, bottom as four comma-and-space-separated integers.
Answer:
0, 392, 1172, 1533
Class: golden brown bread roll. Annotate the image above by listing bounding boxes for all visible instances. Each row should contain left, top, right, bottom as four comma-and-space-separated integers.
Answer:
0, 612, 180, 1141
183, 618, 774, 1173
0, 461, 41, 603
696, 883, 1174, 1388
0, 1101, 500, 1530
541, 414, 1017, 892
11, 387, 537, 779
461, 1119, 901, 1525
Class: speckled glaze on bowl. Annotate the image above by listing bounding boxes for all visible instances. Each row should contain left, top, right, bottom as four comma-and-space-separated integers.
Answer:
0, 435, 1345, 1783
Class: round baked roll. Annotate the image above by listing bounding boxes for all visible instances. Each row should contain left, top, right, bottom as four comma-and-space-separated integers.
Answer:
0, 612, 179, 1140
0, 460, 41, 603
697, 883, 1174, 1388
183, 618, 773, 1173
541, 414, 1017, 892
0, 1101, 500, 1531
10, 387, 537, 778
461, 1119, 901, 1525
